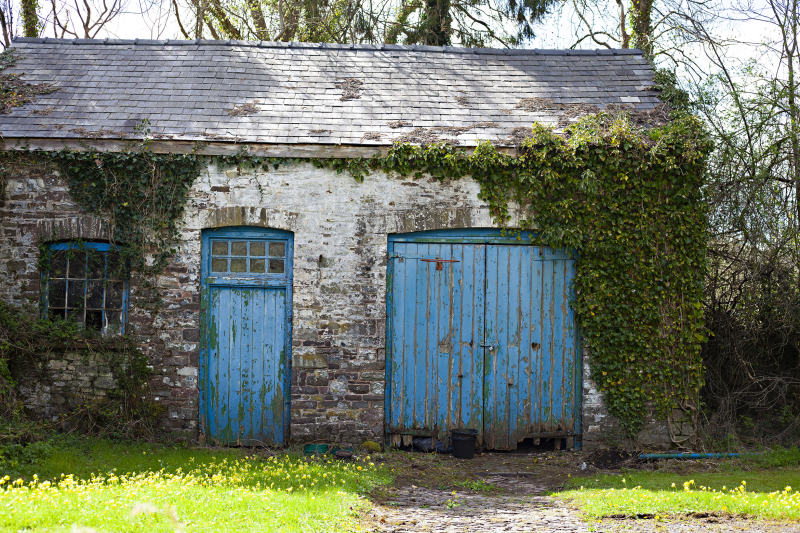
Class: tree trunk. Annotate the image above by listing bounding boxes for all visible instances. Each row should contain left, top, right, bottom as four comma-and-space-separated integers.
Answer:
21, 0, 38, 37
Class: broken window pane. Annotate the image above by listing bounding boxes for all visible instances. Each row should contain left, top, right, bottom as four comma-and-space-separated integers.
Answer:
86, 310, 103, 331
106, 311, 122, 333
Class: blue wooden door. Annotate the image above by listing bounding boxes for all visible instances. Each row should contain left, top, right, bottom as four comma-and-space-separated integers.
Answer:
387, 242, 486, 443
484, 245, 578, 449
201, 227, 293, 445
387, 231, 579, 450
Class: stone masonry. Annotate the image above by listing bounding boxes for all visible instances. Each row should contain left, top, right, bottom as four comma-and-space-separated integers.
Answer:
0, 160, 662, 449
17, 351, 117, 420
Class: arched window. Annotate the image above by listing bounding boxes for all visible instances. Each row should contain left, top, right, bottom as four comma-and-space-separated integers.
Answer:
42, 242, 129, 333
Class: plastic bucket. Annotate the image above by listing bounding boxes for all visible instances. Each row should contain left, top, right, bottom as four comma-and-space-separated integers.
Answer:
451, 428, 478, 438
303, 444, 329, 455
451, 434, 477, 459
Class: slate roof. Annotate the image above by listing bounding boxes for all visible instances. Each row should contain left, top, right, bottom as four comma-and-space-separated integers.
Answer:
1, 38, 661, 147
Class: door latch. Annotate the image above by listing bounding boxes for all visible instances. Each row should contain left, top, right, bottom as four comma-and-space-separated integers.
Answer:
480, 342, 498, 350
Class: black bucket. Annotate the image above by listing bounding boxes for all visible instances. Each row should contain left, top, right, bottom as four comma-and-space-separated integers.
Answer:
451, 429, 478, 459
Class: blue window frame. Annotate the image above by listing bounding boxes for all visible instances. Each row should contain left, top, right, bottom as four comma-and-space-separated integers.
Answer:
42, 242, 129, 334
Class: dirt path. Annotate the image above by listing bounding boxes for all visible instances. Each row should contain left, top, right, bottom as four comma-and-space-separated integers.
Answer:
365, 478, 590, 533
364, 451, 799, 533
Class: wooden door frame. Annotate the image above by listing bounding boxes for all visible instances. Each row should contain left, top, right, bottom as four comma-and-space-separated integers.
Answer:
385, 228, 582, 450
199, 226, 294, 445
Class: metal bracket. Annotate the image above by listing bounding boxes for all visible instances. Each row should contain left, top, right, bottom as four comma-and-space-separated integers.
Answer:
480, 342, 498, 350
421, 258, 460, 270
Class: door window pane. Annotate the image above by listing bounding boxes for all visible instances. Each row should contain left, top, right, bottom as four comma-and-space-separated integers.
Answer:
231, 258, 247, 272
269, 259, 285, 274
231, 242, 248, 256
212, 241, 228, 256
250, 242, 265, 256
250, 259, 265, 273
211, 258, 227, 272
269, 242, 286, 257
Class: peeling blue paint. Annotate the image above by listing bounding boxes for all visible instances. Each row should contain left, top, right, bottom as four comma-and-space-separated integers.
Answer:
386, 230, 580, 450
200, 226, 293, 446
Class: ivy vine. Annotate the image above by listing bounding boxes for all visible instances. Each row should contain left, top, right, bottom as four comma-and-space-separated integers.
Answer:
1, 106, 709, 438
313, 111, 711, 438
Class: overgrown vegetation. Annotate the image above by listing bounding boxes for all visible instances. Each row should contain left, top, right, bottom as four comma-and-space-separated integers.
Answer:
0, 299, 161, 442
312, 111, 711, 439
0, 48, 58, 114
0, 106, 709, 443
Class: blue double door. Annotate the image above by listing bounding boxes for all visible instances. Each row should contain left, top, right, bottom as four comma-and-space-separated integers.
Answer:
201, 227, 293, 445
387, 232, 579, 450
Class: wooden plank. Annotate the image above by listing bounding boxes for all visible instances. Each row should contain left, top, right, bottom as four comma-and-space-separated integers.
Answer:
1, 137, 521, 158
541, 259, 554, 432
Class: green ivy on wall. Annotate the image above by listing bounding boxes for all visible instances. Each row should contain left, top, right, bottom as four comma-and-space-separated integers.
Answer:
2, 107, 710, 438
313, 111, 712, 438
49, 149, 204, 280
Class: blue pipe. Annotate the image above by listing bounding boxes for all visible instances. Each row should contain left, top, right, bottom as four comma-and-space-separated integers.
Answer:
638, 453, 742, 459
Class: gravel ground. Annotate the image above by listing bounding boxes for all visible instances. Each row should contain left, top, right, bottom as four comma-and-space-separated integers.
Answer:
366, 478, 590, 532
364, 454, 800, 533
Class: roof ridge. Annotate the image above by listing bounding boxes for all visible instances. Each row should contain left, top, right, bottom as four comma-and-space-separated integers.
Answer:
10, 36, 643, 56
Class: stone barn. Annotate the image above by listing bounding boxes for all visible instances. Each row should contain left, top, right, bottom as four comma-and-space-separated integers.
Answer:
0, 37, 678, 450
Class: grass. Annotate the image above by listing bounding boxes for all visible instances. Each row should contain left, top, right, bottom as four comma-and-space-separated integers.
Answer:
0, 437, 391, 532
557, 457, 800, 520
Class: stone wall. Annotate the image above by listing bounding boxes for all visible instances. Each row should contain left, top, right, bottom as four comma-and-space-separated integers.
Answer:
0, 159, 654, 449
178, 162, 512, 445
582, 351, 690, 451
17, 352, 118, 420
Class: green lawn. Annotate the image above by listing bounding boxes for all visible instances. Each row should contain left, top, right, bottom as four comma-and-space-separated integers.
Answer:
0, 438, 391, 532
558, 465, 800, 520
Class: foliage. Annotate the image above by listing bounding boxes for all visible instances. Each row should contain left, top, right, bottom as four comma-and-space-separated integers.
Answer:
691, 13, 800, 446
50, 145, 204, 286
0, 48, 59, 114
311, 111, 711, 438
0, 440, 390, 532
178, 0, 555, 47
0, 440, 53, 479
20, 0, 38, 37
0, 299, 161, 440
